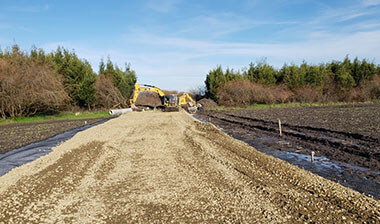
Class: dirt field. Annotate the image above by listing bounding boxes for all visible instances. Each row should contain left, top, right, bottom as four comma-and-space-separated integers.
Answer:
228, 104, 380, 139
198, 104, 380, 181
0, 111, 378, 223
0, 118, 106, 153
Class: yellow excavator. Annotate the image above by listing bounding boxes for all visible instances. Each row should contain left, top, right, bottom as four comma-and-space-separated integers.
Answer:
177, 93, 200, 113
129, 84, 201, 113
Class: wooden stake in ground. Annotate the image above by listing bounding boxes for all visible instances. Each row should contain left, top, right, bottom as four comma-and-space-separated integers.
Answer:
278, 119, 282, 137
311, 151, 315, 163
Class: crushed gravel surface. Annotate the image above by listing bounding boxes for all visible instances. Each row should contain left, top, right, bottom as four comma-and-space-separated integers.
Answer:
0, 111, 379, 223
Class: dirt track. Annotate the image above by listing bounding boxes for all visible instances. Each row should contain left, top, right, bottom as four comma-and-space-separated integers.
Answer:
0, 111, 379, 223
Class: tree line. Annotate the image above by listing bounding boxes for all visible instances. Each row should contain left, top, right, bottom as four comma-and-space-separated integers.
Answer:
205, 57, 380, 106
0, 45, 136, 118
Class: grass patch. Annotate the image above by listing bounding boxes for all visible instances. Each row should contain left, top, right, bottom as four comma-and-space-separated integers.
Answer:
207, 101, 378, 111
0, 111, 112, 126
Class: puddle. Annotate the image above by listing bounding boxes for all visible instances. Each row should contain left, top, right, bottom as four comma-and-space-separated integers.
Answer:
193, 115, 208, 123
0, 117, 115, 176
242, 135, 380, 199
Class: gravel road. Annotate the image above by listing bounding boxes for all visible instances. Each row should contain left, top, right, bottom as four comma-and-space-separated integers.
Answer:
0, 111, 379, 223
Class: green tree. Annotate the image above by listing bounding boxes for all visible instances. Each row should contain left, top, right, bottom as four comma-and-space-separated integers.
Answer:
335, 63, 355, 91
99, 58, 105, 75
205, 66, 225, 102
303, 63, 328, 86
245, 59, 276, 85
99, 57, 137, 98
50, 47, 97, 108
281, 64, 306, 89
124, 63, 137, 98
358, 59, 376, 84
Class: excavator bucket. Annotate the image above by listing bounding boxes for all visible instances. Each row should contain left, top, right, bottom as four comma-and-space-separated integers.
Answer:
187, 106, 197, 113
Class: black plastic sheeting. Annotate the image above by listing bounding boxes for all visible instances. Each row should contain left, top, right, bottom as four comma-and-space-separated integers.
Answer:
0, 117, 115, 176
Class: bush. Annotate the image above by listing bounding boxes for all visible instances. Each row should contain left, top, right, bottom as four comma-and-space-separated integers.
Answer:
217, 79, 293, 107
292, 85, 322, 103
0, 55, 68, 118
358, 75, 380, 101
95, 75, 125, 108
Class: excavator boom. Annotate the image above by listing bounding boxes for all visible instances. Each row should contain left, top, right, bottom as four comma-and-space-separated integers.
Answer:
130, 84, 167, 107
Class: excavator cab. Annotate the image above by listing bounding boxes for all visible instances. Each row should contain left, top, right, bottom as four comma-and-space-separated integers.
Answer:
168, 94, 178, 106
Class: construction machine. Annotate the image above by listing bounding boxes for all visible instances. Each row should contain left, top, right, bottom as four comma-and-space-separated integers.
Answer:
129, 84, 179, 112
177, 93, 201, 113
129, 84, 201, 113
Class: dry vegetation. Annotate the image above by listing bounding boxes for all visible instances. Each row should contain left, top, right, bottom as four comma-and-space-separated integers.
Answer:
217, 79, 292, 106
95, 75, 126, 108
215, 76, 380, 107
0, 56, 68, 118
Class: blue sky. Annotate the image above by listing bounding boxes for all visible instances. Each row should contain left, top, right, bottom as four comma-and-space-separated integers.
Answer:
1, 0, 380, 91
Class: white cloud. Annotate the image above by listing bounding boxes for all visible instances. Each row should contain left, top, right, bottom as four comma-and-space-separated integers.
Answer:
177, 13, 298, 39
362, 0, 380, 6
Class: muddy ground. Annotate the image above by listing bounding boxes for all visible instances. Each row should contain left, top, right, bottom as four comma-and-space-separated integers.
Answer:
0, 118, 106, 153
0, 111, 379, 223
227, 104, 380, 139
197, 104, 380, 197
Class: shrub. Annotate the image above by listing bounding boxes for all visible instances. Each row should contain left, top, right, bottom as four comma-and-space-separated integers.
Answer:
216, 79, 292, 107
292, 85, 322, 103
95, 75, 125, 108
358, 75, 380, 101
0, 55, 68, 118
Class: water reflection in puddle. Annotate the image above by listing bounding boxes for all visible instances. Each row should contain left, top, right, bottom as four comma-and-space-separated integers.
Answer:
243, 136, 379, 199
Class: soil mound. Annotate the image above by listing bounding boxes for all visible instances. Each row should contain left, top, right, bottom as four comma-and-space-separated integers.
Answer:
198, 98, 218, 108
135, 92, 162, 107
